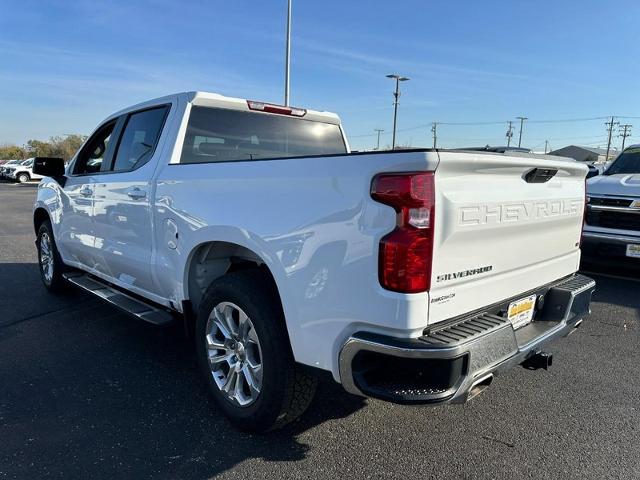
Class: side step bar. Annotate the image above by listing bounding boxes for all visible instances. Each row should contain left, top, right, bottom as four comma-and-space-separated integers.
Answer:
63, 272, 174, 326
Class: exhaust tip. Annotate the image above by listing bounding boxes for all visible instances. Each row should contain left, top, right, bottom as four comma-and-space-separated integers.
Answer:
468, 374, 493, 400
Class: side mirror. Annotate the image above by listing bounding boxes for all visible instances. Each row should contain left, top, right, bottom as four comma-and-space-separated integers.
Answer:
586, 167, 599, 179
33, 157, 65, 178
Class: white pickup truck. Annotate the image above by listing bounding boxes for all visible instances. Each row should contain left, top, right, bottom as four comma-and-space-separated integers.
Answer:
33, 91, 595, 431
6, 158, 44, 183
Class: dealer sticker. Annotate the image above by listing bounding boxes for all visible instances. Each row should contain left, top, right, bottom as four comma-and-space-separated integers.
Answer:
507, 294, 537, 330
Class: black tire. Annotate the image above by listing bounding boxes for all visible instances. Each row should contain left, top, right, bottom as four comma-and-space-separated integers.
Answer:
36, 219, 67, 292
17, 173, 30, 183
195, 269, 317, 432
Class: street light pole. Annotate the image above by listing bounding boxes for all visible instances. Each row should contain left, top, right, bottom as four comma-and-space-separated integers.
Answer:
386, 74, 409, 150
284, 0, 292, 106
516, 116, 528, 148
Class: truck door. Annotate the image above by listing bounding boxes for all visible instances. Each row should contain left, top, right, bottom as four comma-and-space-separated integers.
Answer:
56, 121, 117, 268
91, 105, 170, 297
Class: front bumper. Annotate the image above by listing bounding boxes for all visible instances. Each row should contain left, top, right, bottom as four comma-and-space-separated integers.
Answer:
582, 230, 640, 259
339, 274, 595, 404
581, 230, 640, 251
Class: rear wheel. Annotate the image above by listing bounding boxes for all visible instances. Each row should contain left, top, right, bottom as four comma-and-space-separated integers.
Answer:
17, 172, 30, 183
37, 220, 66, 292
195, 270, 317, 432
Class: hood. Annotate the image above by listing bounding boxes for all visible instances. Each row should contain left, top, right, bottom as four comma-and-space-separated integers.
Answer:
587, 173, 640, 197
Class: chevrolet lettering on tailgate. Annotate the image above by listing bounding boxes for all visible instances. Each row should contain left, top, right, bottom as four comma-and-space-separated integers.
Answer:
459, 198, 583, 226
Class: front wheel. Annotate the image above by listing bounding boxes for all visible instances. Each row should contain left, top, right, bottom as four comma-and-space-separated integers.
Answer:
195, 270, 317, 432
17, 173, 30, 183
37, 220, 67, 292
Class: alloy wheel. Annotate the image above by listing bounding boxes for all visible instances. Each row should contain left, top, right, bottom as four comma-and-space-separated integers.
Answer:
205, 301, 263, 407
39, 232, 54, 284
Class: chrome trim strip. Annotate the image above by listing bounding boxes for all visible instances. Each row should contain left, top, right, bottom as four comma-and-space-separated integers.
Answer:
588, 205, 640, 213
588, 194, 637, 201
582, 231, 640, 243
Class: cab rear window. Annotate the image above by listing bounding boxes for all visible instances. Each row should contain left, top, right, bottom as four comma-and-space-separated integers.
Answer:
180, 106, 346, 164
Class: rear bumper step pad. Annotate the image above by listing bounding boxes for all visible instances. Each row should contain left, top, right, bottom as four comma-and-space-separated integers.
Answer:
339, 274, 595, 404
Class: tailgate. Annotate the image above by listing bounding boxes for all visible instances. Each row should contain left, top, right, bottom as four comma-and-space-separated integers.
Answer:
428, 151, 587, 325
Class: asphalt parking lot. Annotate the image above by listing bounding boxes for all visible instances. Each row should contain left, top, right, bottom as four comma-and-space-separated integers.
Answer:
1, 182, 639, 480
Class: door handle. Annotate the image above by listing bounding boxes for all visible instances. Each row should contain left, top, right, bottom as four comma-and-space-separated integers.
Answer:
126, 187, 147, 200
79, 187, 93, 197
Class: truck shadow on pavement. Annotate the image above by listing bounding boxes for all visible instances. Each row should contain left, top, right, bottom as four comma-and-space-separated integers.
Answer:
0, 262, 366, 479
2, 261, 638, 478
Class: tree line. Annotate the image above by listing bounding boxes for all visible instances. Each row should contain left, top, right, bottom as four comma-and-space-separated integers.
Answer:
0, 134, 86, 161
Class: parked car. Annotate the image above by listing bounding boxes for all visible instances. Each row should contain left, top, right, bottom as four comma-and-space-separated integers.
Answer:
6, 158, 43, 183
0, 159, 23, 179
33, 91, 594, 432
583, 144, 640, 263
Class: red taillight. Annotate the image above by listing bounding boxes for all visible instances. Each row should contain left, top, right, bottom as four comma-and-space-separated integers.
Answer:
247, 100, 306, 117
372, 172, 435, 293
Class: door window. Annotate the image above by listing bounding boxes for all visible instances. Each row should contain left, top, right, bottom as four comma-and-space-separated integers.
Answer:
111, 106, 169, 172
73, 121, 116, 175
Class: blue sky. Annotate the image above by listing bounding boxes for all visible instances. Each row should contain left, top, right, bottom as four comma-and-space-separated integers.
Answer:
2, 0, 640, 151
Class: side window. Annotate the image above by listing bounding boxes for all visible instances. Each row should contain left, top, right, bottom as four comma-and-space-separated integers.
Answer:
73, 121, 116, 175
111, 106, 168, 172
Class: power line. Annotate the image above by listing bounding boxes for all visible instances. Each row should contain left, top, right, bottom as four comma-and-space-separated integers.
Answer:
526, 116, 609, 124
348, 115, 636, 139
437, 120, 506, 126
350, 118, 613, 137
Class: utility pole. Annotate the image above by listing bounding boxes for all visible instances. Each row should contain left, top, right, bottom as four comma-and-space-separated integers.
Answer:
386, 74, 410, 149
374, 129, 384, 150
284, 0, 292, 106
506, 121, 514, 147
605, 116, 619, 161
619, 123, 632, 152
544, 140, 549, 154
431, 122, 438, 149
516, 116, 528, 148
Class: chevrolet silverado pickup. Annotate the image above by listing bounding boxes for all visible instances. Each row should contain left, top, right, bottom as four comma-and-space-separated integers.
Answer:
583, 145, 640, 263
33, 91, 595, 431
7, 158, 43, 183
